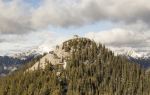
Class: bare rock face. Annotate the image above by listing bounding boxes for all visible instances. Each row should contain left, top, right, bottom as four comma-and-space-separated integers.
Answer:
27, 37, 94, 71
27, 44, 69, 71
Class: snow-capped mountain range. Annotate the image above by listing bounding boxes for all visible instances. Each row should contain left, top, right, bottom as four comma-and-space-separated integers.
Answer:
5, 45, 53, 60
109, 47, 150, 59
0, 37, 150, 76
15, 46, 150, 69
0, 45, 52, 76
119, 50, 149, 59
110, 47, 150, 69
3, 44, 150, 61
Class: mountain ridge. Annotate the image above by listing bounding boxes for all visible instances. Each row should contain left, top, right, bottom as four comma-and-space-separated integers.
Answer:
0, 36, 150, 95
0, 36, 150, 76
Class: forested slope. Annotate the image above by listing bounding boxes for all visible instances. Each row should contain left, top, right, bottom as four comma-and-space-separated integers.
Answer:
0, 37, 150, 95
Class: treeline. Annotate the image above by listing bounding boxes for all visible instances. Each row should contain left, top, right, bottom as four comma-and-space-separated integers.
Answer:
0, 38, 150, 95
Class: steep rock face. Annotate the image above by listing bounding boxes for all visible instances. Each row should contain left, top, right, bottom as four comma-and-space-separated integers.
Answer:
27, 44, 69, 71
27, 37, 95, 71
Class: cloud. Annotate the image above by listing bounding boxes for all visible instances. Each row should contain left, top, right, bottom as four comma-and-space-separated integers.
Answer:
85, 28, 150, 55
85, 28, 150, 47
0, 0, 150, 34
0, 31, 52, 55
0, 0, 33, 34
0, 30, 71, 55
0, 0, 150, 55
31, 0, 150, 28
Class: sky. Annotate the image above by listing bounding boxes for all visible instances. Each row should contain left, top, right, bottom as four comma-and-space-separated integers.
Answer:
0, 0, 150, 56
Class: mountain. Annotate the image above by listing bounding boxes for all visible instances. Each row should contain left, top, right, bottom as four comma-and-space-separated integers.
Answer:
1, 38, 150, 76
0, 49, 44, 76
0, 55, 34, 76
27, 43, 70, 71
0, 36, 150, 95
124, 51, 150, 69
0, 44, 51, 76
27, 36, 96, 71
0, 56, 22, 76
128, 56, 150, 68
6, 45, 51, 59
124, 50, 150, 59
111, 48, 150, 69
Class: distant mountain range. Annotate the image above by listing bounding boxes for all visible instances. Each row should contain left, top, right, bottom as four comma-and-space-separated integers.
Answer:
115, 49, 150, 69
128, 56, 150, 68
0, 44, 52, 76
0, 49, 44, 76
